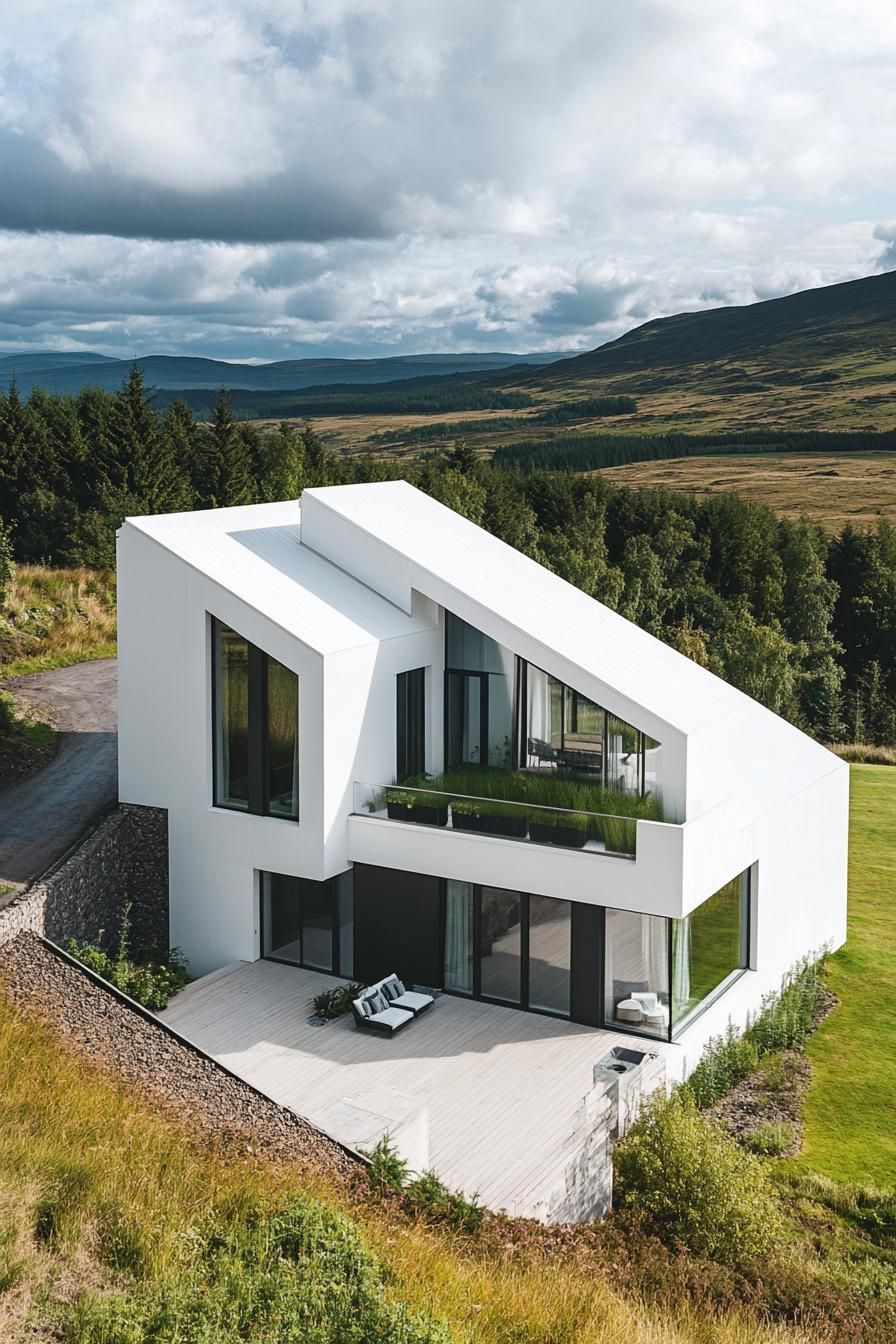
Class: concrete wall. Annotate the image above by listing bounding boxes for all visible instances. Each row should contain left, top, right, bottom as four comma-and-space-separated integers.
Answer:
0, 804, 168, 954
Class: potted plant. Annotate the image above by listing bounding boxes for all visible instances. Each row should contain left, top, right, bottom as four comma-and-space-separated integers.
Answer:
527, 807, 589, 849
476, 799, 528, 839
450, 796, 482, 832
385, 788, 449, 827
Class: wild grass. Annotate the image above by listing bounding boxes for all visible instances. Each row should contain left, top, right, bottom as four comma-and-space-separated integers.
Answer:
828, 741, 896, 765
0, 986, 820, 1344
0, 565, 116, 678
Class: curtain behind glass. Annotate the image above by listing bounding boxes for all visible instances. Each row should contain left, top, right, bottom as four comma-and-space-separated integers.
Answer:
445, 880, 473, 993
604, 907, 669, 1038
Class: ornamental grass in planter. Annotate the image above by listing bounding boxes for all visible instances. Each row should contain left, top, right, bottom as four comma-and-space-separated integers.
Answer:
527, 807, 589, 849
475, 799, 528, 839
449, 797, 482, 832
385, 787, 450, 827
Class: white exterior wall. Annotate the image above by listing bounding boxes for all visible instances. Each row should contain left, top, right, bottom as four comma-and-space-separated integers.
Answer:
118, 490, 850, 1064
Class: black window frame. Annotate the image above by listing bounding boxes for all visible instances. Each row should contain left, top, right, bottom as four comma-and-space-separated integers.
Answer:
211, 616, 299, 821
396, 666, 426, 781
259, 871, 343, 974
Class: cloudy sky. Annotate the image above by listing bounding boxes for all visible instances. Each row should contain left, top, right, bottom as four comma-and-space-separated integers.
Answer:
1, 0, 895, 361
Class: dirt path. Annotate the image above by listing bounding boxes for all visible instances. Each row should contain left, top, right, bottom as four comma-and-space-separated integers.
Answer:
0, 660, 117, 890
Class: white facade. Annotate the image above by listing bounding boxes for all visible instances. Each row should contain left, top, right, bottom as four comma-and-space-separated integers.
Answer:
117, 482, 848, 1077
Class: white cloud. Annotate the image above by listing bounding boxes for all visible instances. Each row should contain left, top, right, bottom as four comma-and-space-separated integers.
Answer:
0, 1, 894, 354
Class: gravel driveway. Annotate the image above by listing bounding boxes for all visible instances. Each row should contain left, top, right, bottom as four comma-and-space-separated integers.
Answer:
0, 659, 117, 889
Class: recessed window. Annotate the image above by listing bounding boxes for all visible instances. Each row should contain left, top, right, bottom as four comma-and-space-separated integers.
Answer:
261, 870, 354, 976
212, 617, 299, 820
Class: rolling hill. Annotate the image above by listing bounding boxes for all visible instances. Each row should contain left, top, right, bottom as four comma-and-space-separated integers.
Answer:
0, 349, 573, 398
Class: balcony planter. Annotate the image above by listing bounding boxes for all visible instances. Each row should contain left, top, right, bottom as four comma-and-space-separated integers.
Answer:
450, 798, 482, 832
476, 801, 528, 839
527, 808, 588, 849
385, 790, 449, 827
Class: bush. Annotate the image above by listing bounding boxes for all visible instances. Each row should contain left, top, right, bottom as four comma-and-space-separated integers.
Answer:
66, 905, 190, 1011
742, 1121, 793, 1156
684, 955, 826, 1108
67, 1195, 452, 1344
311, 981, 367, 1021
365, 1135, 409, 1195
405, 1171, 485, 1235
614, 1089, 785, 1264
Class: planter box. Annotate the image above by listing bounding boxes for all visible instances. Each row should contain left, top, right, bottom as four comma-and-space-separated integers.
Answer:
451, 808, 482, 832
528, 821, 587, 849
478, 811, 528, 839
387, 801, 449, 827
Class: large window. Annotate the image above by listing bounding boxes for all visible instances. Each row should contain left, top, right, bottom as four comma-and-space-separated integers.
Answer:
396, 667, 426, 781
604, 908, 670, 1039
445, 613, 514, 768
442, 883, 571, 1018
261, 870, 354, 976
672, 873, 749, 1033
212, 617, 299, 820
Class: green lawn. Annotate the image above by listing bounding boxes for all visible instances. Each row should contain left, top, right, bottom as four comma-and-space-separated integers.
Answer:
795, 765, 896, 1187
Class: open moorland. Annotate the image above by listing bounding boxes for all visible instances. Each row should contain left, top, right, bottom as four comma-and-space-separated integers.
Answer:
593, 453, 896, 530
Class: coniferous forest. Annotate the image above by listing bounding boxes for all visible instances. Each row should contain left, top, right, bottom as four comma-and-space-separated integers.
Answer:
1, 366, 894, 746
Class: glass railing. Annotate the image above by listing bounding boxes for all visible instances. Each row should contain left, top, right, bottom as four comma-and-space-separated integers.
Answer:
353, 782, 638, 858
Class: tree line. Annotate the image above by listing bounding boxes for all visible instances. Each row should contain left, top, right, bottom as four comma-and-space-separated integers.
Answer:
1, 369, 893, 745
491, 427, 896, 472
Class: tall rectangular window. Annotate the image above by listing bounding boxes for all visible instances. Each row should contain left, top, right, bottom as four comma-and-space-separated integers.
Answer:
444, 880, 474, 994
528, 894, 571, 1016
480, 887, 522, 1004
671, 872, 749, 1033
214, 623, 250, 810
267, 657, 299, 819
396, 667, 426, 781
212, 616, 299, 820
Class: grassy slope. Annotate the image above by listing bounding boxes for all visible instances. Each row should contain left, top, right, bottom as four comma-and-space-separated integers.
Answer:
0, 566, 116, 679
0, 989, 811, 1344
796, 765, 896, 1186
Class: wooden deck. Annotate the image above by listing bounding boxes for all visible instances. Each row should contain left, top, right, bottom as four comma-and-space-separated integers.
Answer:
160, 959, 672, 1219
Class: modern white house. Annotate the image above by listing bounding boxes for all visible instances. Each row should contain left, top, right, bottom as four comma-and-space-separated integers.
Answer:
117, 481, 848, 1215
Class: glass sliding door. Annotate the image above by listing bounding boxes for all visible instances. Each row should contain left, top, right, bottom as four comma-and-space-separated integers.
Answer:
671, 872, 749, 1033
604, 907, 670, 1038
214, 622, 250, 809
266, 656, 299, 818
261, 872, 301, 961
480, 887, 522, 1004
528, 894, 571, 1016
261, 871, 343, 973
444, 880, 474, 994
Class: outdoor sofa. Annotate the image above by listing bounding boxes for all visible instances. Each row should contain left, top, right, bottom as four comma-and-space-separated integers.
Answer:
352, 975, 435, 1035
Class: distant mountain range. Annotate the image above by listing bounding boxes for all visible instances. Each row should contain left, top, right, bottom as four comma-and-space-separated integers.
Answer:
0, 350, 575, 398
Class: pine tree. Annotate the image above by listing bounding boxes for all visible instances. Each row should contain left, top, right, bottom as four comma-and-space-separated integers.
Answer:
301, 420, 333, 487
210, 388, 253, 507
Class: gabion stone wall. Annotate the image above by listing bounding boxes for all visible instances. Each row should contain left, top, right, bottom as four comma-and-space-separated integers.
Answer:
0, 804, 169, 954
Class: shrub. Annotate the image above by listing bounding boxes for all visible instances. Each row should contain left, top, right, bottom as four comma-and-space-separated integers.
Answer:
67, 1195, 452, 1344
405, 1170, 485, 1235
684, 955, 826, 1109
365, 1135, 409, 1195
614, 1089, 785, 1264
66, 905, 190, 1011
742, 1121, 793, 1156
311, 981, 367, 1021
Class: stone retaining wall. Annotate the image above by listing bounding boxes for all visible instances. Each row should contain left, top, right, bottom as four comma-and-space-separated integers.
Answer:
0, 804, 168, 954
0, 932, 353, 1178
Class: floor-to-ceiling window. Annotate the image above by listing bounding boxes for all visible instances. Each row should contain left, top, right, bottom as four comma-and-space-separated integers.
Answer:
397, 667, 426, 781
442, 883, 571, 1018
261, 870, 354, 976
445, 613, 514, 768
671, 872, 750, 1034
212, 616, 299, 820
604, 907, 670, 1039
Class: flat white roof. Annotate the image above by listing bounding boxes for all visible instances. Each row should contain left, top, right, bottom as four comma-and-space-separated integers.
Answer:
122, 500, 434, 656
301, 481, 753, 735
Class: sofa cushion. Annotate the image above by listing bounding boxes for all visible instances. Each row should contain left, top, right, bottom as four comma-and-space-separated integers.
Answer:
370, 1006, 414, 1030
367, 990, 388, 1016
355, 997, 373, 1017
381, 976, 406, 1001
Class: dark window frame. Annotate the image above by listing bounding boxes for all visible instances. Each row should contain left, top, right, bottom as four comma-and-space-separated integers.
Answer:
259, 870, 341, 974
211, 616, 299, 821
396, 667, 426, 781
